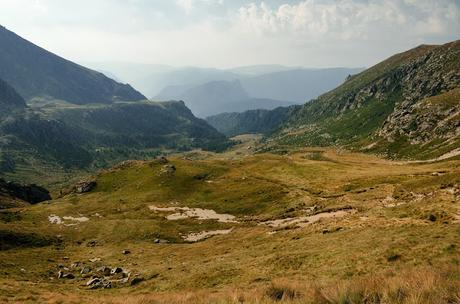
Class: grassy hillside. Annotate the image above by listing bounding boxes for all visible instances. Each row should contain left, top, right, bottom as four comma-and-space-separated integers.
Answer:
0, 101, 231, 189
0, 26, 145, 104
206, 106, 300, 137
0, 148, 458, 303
272, 40, 460, 160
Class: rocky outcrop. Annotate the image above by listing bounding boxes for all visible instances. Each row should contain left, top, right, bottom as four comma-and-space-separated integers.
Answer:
73, 180, 97, 194
0, 178, 51, 208
378, 41, 460, 142
378, 88, 460, 144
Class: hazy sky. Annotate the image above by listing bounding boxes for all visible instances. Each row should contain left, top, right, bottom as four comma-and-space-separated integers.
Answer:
1, 0, 459, 68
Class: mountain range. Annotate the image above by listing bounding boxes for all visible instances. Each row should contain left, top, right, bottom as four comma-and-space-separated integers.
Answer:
88, 62, 363, 116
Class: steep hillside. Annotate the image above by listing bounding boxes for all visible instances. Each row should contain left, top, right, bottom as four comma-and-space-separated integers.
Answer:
206, 106, 299, 136
0, 26, 145, 104
273, 40, 460, 160
0, 78, 26, 109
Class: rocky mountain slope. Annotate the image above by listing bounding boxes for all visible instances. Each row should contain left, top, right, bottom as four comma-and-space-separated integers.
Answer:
206, 106, 299, 136
0, 26, 145, 104
273, 40, 460, 160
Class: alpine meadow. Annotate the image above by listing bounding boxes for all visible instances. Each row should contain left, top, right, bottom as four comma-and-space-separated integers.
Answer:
0, 1, 459, 303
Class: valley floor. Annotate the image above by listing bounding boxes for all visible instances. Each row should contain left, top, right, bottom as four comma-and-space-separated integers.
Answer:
0, 145, 459, 303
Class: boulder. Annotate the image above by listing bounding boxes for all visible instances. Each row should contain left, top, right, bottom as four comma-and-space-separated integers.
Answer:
97, 266, 111, 276
159, 164, 176, 176
57, 270, 75, 279
73, 180, 96, 194
80, 266, 91, 274
130, 276, 145, 286
0, 178, 51, 207
111, 267, 123, 275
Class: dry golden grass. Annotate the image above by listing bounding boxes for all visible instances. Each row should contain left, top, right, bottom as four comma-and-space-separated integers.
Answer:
0, 147, 459, 303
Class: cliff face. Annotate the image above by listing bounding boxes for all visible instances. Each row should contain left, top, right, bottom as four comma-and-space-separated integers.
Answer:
272, 40, 460, 160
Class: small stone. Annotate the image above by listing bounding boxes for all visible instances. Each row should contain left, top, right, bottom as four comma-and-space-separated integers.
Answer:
80, 266, 91, 274
97, 266, 111, 276
86, 277, 100, 286
130, 277, 145, 286
122, 250, 131, 255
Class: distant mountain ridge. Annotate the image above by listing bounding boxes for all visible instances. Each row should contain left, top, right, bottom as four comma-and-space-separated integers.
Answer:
0, 26, 145, 104
157, 79, 295, 117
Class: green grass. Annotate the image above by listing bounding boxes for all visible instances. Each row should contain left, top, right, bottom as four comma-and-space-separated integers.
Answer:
0, 148, 459, 302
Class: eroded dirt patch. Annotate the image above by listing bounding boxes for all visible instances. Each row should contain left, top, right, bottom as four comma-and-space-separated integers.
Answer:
149, 206, 237, 223
48, 214, 89, 226
262, 209, 356, 228
182, 229, 233, 242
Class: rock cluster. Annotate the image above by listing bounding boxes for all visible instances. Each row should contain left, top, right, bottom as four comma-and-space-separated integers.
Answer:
159, 164, 176, 176
73, 180, 97, 194
56, 259, 144, 289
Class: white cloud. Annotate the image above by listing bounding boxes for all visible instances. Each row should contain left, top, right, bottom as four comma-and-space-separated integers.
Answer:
236, 0, 460, 41
176, 0, 225, 14
0, 0, 458, 69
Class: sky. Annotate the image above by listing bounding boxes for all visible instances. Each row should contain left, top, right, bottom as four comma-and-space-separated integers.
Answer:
0, 0, 459, 69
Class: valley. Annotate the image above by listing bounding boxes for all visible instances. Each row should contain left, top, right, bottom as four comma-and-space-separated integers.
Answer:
0, 6, 459, 303
1, 145, 459, 303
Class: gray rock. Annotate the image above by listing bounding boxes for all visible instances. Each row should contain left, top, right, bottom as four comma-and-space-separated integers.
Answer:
74, 180, 97, 194
80, 266, 91, 274
130, 277, 145, 286
86, 277, 100, 286
97, 266, 111, 276
111, 267, 123, 275
159, 164, 176, 176
58, 270, 75, 279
